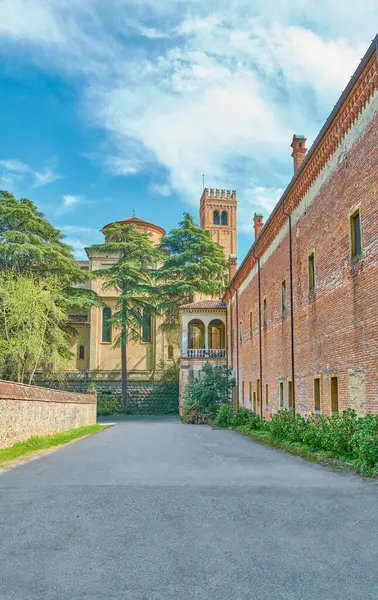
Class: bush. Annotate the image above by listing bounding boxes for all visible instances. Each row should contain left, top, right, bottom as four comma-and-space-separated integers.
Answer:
215, 404, 234, 428
182, 363, 235, 422
232, 409, 251, 428
97, 394, 122, 416
350, 414, 378, 474
213, 406, 378, 476
181, 403, 208, 425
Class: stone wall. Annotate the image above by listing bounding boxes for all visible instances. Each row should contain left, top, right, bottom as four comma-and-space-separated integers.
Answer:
34, 376, 179, 415
0, 380, 97, 449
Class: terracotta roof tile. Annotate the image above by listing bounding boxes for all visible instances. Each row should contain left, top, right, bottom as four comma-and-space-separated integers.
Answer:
180, 299, 226, 310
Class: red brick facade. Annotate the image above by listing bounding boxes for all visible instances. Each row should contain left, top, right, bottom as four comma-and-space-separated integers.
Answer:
224, 37, 378, 417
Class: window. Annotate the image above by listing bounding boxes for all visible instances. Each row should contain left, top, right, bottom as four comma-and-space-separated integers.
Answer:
232, 327, 235, 348
288, 380, 293, 409
350, 209, 362, 259
281, 280, 287, 318
330, 376, 339, 414
249, 382, 252, 404
221, 211, 228, 225
79, 345, 85, 360
257, 378, 260, 409
253, 391, 257, 413
102, 307, 112, 343
249, 312, 253, 338
263, 298, 267, 329
242, 381, 245, 400
279, 381, 284, 408
314, 377, 321, 413
239, 322, 243, 345
308, 252, 316, 292
142, 312, 152, 343
167, 345, 174, 360
265, 384, 269, 408
213, 210, 220, 225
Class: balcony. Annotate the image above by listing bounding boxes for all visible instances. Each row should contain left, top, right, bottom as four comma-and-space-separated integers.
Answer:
186, 349, 227, 359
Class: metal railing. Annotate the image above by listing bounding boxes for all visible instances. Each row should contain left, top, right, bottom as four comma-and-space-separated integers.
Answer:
186, 349, 226, 359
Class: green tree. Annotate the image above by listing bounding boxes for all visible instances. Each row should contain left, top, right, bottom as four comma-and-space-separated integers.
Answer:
89, 223, 161, 410
0, 274, 71, 383
0, 191, 98, 311
157, 213, 228, 325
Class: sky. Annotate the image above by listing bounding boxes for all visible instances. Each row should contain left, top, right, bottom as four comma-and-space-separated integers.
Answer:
0, 1, 376, 261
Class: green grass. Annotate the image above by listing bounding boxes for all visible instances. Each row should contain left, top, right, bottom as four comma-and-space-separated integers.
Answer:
0, 424, 108, 466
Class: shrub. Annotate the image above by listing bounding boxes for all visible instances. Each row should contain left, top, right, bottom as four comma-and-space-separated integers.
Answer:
182, 363, 235, 421
232, 409, 251, 428
215, 403, 234, 427
181, 403, 208, 425
350, 414, 378, 474
97, 394, 122, 416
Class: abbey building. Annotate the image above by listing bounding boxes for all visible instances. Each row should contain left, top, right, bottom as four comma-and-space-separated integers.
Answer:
66, 189, 238, 395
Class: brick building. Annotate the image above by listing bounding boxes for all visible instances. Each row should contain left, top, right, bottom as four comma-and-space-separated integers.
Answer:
224, 35, 378, 417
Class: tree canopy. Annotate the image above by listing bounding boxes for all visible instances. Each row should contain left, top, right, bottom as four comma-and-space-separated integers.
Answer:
0, 191, 98, 310
0, 274, 71, 384
89, 223, 162, 407
157, 213, 228, 324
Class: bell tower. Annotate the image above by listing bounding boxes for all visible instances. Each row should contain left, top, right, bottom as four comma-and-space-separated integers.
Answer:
200, 188, 237, 278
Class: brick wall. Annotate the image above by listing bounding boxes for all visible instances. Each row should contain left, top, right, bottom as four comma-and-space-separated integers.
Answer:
226, 40, 378, 418
0, 380, 97, 449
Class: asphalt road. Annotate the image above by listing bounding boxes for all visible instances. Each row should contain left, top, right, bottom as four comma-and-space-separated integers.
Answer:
1, 417, 377, 600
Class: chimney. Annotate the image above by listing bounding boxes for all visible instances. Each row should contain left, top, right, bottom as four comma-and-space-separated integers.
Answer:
253, 213, 264, 240
229, 254, 237, 281
291, 134, 307, 173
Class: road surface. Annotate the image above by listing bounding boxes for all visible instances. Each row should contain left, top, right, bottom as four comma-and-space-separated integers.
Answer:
1, 417, 377, 600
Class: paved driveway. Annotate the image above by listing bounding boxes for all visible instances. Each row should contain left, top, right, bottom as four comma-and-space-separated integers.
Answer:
1, 417, 377, 600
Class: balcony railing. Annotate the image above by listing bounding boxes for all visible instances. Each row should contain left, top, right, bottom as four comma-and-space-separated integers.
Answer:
186, 349, 226, 359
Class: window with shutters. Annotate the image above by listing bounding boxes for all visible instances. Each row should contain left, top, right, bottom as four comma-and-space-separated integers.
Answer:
330, 376, 339, 414
314, 377, 321, 413
350, 209, 362, 260
102, 307, 112, 343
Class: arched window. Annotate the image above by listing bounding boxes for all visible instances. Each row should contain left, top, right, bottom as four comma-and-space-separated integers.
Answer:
167, 345, 174, 360
221, 211, 228, 225
208, 319, 226, 349
188, 319, 205, 349
213, 210, 220, 225
79, 345, 85, 360
102, 307, 112, 342
142, 312, 152, 343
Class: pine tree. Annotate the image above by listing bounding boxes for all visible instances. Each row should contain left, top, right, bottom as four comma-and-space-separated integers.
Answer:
0, 191, 98, 310
89, 223, 161, 410
157, 213, 228, 324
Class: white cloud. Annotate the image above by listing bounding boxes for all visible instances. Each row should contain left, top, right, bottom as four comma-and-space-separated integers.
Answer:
148, 183, 172, 197
0, 158, 61, 188
0, 0, 375, 231
61, 194, 82, 210
238, 186, 284, 233
0, 159, 32, 173
34, 166, 62, 187
59, 224, 104, 260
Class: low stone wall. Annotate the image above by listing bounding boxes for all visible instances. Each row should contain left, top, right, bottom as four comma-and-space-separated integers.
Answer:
35, 376, 179, 415
0, 380, 97, 449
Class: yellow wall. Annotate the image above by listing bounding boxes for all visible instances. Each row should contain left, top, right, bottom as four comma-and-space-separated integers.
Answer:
67, 219, 179, 380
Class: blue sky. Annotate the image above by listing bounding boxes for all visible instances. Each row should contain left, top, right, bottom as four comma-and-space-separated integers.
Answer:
0, 1, 376, 261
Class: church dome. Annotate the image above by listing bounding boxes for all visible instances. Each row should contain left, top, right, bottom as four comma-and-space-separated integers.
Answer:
103, 216, 166, 242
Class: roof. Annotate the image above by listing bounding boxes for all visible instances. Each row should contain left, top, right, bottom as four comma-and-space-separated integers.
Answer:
226, 33, 378, 297
180, 300, 227, 310
102, 216, 166, 236
78, 260, 89, 267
